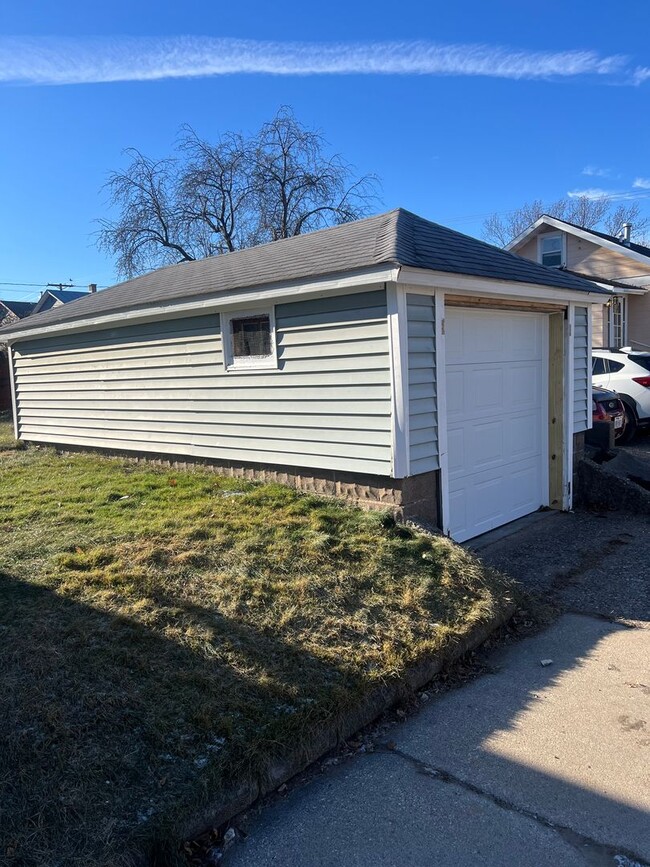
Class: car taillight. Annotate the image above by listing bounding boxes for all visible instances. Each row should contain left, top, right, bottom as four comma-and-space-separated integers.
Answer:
593, 401, 607, 420
632, 376, 650, 388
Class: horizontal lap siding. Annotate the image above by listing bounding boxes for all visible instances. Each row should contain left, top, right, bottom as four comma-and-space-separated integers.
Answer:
406, 294, 438, 474
573, 306, 589, 432
13, 290, 392, 474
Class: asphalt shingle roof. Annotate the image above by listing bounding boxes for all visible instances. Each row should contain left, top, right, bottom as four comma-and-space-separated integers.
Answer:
44, 289, 89, 303
0, 300, 36, 318
0, 209, 606, 337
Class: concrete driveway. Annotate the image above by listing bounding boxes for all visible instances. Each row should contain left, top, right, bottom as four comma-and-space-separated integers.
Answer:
224, 509, 650, 867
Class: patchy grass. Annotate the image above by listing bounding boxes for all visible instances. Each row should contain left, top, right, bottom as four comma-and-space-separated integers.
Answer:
0, 425, 514, 866
0, 413, 23, 450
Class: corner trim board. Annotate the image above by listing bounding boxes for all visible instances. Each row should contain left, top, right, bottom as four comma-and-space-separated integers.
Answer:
387, 282, 410, 478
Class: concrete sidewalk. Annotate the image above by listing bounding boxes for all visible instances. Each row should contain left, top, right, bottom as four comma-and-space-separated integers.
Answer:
224, 614, 650, 866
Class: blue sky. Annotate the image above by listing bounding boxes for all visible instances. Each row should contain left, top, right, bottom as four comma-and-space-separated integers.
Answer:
1, 0, 649, 303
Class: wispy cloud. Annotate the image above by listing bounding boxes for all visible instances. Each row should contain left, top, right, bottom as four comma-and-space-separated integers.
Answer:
568, 187, 650, 201
0, 36, 631, 87
633, 177, 650, 189
632, 66, 650, 85
581, 165, 613, 177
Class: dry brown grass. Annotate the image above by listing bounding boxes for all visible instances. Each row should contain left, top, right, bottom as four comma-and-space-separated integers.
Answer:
0, 427, 514, 865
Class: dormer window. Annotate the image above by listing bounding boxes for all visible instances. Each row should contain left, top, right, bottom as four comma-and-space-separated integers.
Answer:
539, 234, 564, 268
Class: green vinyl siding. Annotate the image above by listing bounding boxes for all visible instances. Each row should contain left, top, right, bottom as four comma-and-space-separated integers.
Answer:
406, 293, 438, 474
12, 289, 392, 475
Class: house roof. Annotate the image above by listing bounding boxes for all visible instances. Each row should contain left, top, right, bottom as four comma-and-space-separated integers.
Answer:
0, 299, 36, 319
0, 209, 606, 338
507, 215, 650, 265
32, 288, 90, 314
43, 289, 89, 304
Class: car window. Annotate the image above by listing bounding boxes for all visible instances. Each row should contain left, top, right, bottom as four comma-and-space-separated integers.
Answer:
608, 360, 625, 373
592, 357, 607, 375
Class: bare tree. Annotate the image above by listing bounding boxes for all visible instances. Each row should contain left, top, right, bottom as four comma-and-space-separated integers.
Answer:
483, 195, 649, 248
97, 150, 196, 277
252, 107, 378, 241
98, 108, 379, 278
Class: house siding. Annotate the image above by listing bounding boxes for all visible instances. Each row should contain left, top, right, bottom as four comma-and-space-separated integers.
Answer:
626, 293, 650, 350
12, 289, 393, 475
592, 302, 606, 348
573, 305, 590, 432
406, 293, 438, 474
565, 234, 645, 279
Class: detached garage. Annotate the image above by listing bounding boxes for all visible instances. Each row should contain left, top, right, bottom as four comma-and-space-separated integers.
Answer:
1, 209, 605, 542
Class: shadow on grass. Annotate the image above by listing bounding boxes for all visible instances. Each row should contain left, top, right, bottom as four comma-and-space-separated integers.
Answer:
0, 570, 365, 867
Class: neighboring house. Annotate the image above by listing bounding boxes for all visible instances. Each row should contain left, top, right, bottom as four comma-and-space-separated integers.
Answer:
0, 300, 36, 411
0, 209, 606, 543
31, 288, 89, 315
0, 290, 91, 412
507, 216, 650, 350
0, 299, 37, 328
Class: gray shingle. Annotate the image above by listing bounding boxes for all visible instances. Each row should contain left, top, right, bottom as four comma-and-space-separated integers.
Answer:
0, 209, 606, 337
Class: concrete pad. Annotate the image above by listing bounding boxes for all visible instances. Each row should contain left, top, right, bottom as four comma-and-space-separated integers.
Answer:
225, 750, 583, 866
396, 614, 650, 861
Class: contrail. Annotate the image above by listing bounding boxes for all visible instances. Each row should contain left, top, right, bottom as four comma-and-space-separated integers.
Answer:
0, 36, 629, 86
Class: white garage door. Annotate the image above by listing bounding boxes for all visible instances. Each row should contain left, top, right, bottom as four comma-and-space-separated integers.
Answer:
445, 308, 548, 543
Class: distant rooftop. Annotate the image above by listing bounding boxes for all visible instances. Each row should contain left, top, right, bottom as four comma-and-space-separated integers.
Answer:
0, 299, 36, 318
44, 289, 89, 303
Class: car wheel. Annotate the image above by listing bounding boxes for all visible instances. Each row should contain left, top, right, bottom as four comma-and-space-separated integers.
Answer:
618, 405, 638, 444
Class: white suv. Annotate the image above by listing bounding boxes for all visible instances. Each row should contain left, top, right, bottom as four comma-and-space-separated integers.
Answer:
592, 349, 650, 442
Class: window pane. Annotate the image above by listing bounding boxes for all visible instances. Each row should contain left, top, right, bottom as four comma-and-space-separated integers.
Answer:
231, 316, 271, 358
608, 360, 625, 372
542, 251, 562, 267
592, 357, 606, 375
541, 236, 562, 253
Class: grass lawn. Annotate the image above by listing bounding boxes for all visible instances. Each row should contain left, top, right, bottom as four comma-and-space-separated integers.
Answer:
0, 424, 514, 866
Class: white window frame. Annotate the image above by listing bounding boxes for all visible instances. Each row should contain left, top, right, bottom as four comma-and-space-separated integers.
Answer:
537, 232, 565, 269
221, 307, 278, 372
607, 295, 627, 348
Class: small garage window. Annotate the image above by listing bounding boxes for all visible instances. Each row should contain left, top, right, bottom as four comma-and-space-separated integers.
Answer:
222, 309, 277, 371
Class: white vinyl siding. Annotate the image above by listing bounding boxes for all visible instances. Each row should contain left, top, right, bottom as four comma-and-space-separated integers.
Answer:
12, 289, 392, 475
406, 293, 438, 474
573, 306, 590, 432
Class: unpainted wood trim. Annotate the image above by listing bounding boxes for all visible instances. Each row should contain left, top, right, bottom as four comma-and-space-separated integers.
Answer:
548, 312, 565, 510
445, 295, 565, 313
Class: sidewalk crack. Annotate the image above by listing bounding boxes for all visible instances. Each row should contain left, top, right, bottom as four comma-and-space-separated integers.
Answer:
382, 744, 648, 866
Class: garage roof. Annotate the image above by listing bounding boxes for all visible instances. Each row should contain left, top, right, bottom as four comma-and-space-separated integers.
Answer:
0, 209, 605, 337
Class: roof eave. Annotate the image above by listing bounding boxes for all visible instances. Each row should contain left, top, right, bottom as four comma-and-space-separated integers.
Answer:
397, 266, 608, 303
1, 264, 400, 344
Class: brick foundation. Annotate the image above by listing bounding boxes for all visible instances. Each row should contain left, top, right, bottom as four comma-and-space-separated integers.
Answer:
50, 442, 441, 525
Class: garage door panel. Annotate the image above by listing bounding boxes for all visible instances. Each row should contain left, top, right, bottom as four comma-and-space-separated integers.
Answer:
445, 309, 547, 542
447, 425, 466, 476
448, 363, 540, 425
510, 411, 542, 461
446, 310, 544, 366
467, 419, 505, 473
510, 362, 541, 405
449, 457, 543, 541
